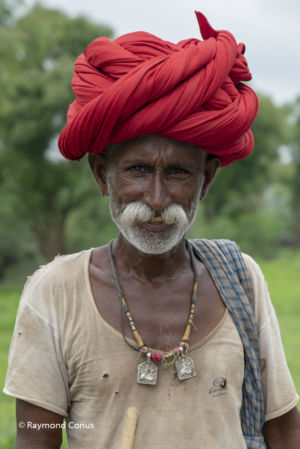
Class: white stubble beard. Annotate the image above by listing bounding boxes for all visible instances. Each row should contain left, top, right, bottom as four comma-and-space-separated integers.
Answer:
107, 182, 200, 255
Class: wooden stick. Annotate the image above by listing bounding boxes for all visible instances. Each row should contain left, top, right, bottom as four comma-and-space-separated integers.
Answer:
119, 407, 139, 449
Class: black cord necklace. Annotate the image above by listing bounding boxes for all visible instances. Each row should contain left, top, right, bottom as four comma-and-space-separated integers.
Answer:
108, 239, 199, 385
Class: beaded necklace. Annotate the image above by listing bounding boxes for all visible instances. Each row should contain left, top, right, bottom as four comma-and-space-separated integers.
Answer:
108, 239, 199, 385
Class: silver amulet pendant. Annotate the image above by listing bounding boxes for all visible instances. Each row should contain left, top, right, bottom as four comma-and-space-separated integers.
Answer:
137, 354, 158, 385
175, 356, 196, 381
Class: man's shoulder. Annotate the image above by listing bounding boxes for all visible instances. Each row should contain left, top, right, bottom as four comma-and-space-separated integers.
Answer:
241, 252, 262, 276
21, 249, 92, 304
190, 238, 263, 285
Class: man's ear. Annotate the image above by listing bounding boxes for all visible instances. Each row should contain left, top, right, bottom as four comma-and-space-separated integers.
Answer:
88, 153, 109, 196
200, 155, 221, 200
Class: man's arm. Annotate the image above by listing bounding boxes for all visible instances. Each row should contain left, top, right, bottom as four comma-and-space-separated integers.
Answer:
15, 399, 64, 449
263, 406, 300, 449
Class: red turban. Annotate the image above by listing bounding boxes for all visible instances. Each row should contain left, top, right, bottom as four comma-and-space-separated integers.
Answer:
58, 12, 258, 166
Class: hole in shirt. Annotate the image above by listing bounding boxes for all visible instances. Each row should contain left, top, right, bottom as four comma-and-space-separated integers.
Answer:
102, 373, 109, 379
260, 359, 266, 373
221, 379, 227, 388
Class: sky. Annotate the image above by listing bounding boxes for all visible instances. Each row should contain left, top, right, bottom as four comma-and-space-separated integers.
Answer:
28, 0, 299, 104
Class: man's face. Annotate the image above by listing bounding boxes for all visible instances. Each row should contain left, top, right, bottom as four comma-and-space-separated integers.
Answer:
90, 135, 219, 254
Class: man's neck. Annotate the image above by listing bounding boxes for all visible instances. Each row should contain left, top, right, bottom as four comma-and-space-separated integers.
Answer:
112, 234, 192, 283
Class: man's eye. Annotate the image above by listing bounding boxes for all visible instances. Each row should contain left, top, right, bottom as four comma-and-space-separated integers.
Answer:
167, 167, 189, 175
127, 165, 146, 172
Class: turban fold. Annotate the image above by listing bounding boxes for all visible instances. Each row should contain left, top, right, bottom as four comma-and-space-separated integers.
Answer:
58, 12, 258, 166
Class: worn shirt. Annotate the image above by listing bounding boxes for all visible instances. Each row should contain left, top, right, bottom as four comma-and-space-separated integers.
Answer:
3, 250, 299, 448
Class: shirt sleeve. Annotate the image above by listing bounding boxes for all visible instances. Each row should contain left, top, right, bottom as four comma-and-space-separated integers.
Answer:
243, 254, 299, 422
3, 275, 70, 417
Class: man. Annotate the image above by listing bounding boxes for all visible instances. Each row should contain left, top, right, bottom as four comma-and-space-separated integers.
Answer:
4, 11, 300, 449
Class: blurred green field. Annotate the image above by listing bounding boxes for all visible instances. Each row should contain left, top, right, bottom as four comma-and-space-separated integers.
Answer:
0, 251, 299, 448
256, 251, 300, 392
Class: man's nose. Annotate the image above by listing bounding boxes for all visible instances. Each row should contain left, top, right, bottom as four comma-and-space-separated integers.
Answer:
144, 171, 171, 212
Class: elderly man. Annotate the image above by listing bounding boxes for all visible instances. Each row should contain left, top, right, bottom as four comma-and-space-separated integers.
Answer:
4, 11, 300, 449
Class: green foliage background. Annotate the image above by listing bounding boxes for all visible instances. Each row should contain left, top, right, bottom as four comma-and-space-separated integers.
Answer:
0, 1, 299, 447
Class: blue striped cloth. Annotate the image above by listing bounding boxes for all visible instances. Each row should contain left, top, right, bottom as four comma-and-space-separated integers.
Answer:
191, 239, 266, 449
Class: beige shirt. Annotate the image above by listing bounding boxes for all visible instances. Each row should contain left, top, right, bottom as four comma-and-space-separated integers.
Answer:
4, 250, 299, 448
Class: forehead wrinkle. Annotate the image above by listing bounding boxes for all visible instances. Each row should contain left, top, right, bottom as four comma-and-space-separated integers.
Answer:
107, 140, 207, 170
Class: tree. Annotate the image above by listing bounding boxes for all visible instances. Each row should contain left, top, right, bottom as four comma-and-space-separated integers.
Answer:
188, 94, 293, 257
0, 0, 22, 25
0, 3, 113, 266
288, 97, 300, 246
202, 94, 290, 220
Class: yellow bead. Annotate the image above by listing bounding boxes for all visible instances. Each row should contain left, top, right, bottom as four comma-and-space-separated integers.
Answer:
133, 330, 144, 348
182, 325, 191, 342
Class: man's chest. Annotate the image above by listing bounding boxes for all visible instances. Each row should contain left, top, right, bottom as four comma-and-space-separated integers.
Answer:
66, 305, 245, 449
89, 257, 226, 351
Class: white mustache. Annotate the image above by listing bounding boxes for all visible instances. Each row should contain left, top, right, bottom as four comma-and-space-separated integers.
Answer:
119, 202, 188, 229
